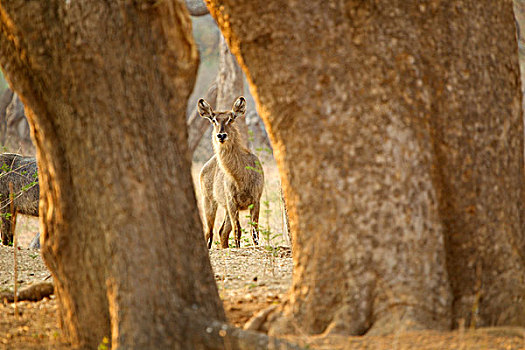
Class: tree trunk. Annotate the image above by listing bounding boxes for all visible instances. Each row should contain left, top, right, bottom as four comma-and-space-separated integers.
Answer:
186, 35, 248, 156
4, 92, 34, 154
0, 88, 13, 146
187, 80, 218, 154
185, 0, 209, 17
208, 0, 525, 335
216, 35, 249, 146
0, 1, 227, 348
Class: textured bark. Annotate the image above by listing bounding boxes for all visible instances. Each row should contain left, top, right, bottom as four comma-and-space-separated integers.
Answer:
0, 1, 227, 348
432, 2, 525, 329
208, 0, 525, 335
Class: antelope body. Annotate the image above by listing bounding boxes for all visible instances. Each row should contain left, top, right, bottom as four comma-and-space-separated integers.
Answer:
199, 96, 264, 248
0, 153, 39, 246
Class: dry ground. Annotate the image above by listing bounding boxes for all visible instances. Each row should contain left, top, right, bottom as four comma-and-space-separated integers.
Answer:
0, 220, 294, 349
1, 162, 524, 349
1, 221, 525, 349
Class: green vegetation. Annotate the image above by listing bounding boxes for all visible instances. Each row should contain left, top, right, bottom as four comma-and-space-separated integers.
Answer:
0, 71, 6, 94
199, 156, 289, 249
97, 337, 110, 350
236, 143, 287, 248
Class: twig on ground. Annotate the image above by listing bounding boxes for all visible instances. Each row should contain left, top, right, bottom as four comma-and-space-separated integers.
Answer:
10, 182, 18, 317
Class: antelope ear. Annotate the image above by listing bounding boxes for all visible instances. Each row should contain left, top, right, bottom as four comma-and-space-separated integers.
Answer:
198, 99, 214, 119
232, 96, 246, 119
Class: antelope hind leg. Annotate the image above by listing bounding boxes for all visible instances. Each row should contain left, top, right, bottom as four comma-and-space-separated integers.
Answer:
219, 215, 232, 249
250, 202, 260, 246
226, 202, 241, 248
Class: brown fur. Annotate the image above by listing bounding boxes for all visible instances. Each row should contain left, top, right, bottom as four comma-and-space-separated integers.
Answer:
199, 97, 264, 248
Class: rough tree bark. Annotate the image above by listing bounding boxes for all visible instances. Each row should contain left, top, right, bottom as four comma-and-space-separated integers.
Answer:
0, 1, 227, 348
208, 0, 525, 336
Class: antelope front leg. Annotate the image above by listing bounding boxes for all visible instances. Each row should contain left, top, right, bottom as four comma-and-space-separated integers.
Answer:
226, 201, 241, 248
218, 215, 232, 249
250, 202, 260, 246
203, 198, 217, 249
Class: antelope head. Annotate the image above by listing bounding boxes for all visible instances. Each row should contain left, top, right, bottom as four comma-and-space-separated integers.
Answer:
198, 96, 247, 145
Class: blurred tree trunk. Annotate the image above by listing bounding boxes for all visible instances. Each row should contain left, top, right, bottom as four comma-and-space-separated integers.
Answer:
209, 0, 525, 335
0, 87, 36, 155
216, 35, 249, 145
5, 91, 34, 154
0, 88, 13, 146
0, 1, 227, 348
187, 80, 218, 153
185, 0, 209, 16
186, 35, 249, 154
184, 1, 249, 153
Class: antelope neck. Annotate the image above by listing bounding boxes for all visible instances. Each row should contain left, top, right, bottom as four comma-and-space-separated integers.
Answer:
216, 141, 250, 184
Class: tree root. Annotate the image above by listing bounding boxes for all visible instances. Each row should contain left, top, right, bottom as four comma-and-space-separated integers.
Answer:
182, 307, 304, 349
244, 304, 278, 331
1, 281, 303, 349
1, 281, 54, 303
243, 301, 301, 337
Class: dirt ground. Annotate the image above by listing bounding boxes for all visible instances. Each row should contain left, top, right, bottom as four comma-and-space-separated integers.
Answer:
1, 218, 525, 349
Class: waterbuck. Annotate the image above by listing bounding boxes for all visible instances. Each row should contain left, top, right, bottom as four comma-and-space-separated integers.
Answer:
0, 153, 39, 246
198, 96, 264, 248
